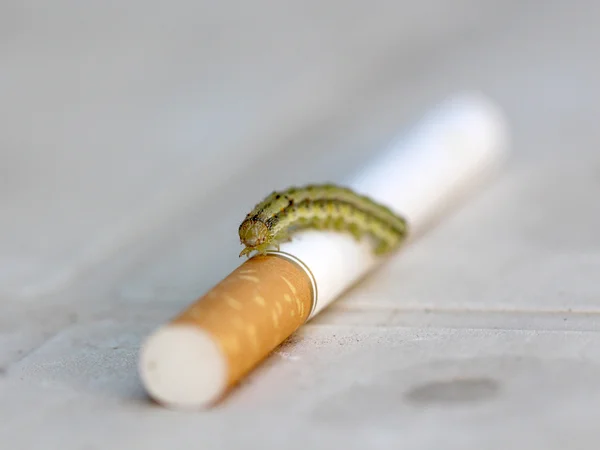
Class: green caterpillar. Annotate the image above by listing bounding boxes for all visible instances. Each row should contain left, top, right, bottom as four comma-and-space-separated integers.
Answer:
238, 183, 408, 257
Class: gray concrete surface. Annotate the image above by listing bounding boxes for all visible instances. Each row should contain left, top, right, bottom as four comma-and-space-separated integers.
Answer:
1, 0, 600, 449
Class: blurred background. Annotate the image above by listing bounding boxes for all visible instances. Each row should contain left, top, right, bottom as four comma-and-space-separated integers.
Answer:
3, 0, 597, 299
1, 1, 600, 448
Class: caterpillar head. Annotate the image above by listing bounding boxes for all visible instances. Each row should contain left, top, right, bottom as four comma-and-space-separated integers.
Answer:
238, 219, 270, 257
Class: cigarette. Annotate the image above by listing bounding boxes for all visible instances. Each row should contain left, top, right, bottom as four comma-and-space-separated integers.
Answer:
138, 92, 510, 410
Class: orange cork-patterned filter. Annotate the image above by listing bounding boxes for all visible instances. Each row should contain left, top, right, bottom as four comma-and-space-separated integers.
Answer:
139, 253, 314, 409
174, 254, 313, 386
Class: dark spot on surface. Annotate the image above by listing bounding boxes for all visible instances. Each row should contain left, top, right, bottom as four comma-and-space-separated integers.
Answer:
275, 194, 281, 199
405, 377, 500, 405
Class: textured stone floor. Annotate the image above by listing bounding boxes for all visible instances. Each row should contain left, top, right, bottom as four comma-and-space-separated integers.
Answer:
1, 1, 599, 449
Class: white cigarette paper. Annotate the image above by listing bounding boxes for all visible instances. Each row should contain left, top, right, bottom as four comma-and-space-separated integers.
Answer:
276, 92, 509, 317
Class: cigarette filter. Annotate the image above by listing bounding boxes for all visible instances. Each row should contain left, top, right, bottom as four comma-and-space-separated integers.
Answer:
138, 92, 509, 410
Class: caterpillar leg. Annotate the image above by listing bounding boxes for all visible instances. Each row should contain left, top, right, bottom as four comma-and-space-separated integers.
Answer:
331, 217, 346, 232
374, 239, 399, 256
373, 241, 390, 255
347, 223, 362, 241
271, 231, 292, 251
239, 246, 253, 258
239, 242, 274, 258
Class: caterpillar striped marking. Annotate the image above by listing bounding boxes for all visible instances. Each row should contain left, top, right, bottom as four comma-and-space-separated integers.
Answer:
238, 183, 408, 258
